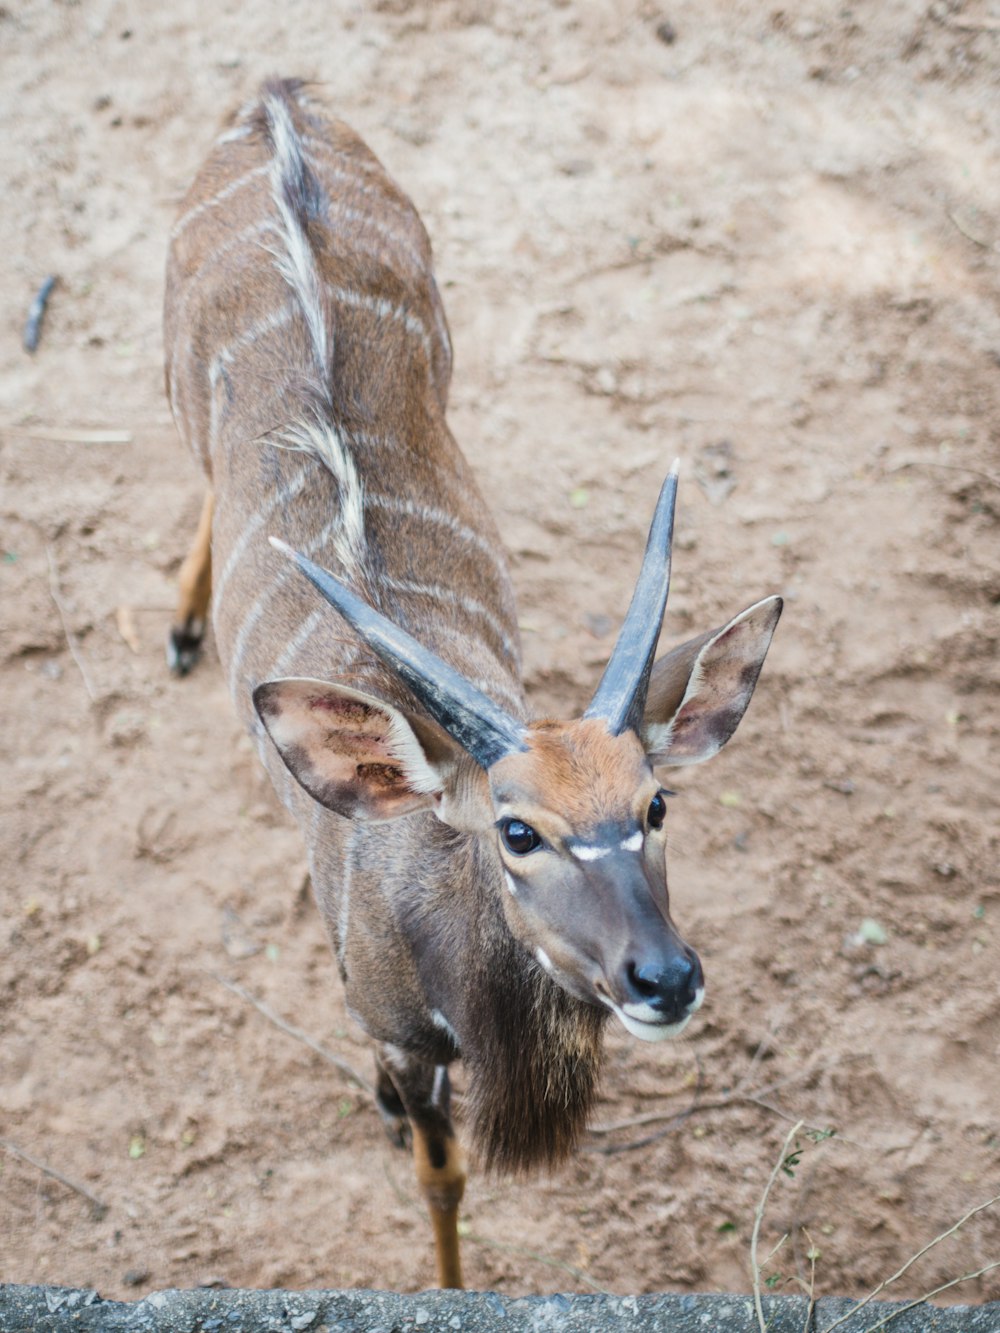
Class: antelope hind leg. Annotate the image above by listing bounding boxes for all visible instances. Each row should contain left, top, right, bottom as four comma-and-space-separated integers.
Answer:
378, 1045, 466, 1289
374, 1048, 411, 1150
168, 490, 213, 675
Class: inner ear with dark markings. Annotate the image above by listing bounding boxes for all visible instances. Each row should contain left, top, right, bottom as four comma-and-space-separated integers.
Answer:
254, 677, 448, 822
254, 677, 495, 830
641, 596, 783, 768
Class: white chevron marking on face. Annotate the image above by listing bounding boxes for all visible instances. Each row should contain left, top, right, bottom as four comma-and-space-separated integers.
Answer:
570, 843, 612, 862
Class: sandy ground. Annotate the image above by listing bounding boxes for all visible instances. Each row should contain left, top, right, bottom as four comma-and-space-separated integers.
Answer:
2, 0, 999, 1306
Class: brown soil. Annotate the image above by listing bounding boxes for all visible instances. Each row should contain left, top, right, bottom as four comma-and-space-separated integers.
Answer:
3, 0, 999, 1307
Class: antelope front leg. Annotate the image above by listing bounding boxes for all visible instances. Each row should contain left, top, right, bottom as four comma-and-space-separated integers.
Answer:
378, 1046, 466, 1289
168, 490, 213, 675
412, 1112, 466, 1290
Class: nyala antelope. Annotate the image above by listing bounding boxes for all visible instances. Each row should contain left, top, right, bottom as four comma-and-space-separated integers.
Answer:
165, 78, 781, 1289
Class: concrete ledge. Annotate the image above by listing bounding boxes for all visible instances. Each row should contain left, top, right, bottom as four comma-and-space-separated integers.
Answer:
2, 1285, 998, 1333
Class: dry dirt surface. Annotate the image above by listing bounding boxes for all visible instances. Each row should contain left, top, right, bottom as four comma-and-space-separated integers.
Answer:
3, 0, 999, 1308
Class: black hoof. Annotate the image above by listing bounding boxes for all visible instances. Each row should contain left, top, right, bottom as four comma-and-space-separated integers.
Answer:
167, 619, 205, 676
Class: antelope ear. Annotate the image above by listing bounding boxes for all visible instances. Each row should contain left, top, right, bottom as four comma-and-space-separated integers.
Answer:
254, 678, 477, 823
641, 596, 782, 767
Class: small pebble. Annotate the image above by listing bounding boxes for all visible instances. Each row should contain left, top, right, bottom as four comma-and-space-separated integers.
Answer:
858, 918, 888, 946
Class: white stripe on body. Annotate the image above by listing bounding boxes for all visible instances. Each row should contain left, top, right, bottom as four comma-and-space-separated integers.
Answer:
171, 163, 271, 240
350, 428, 395, 455
337, 825, 358, 969
228, 561, 296, 700
327, 284, 437, 377
227, 503, 367, 700
382, 576, 519, 665
269, 607, 326, 678
311, 204, 453, 370
269, 608, 366, 684
215, 122, 253, 146
365, 494, 510, 587
213, 462, 315, 609
176, 218, 279, 294
228, 548, 522, 723
318, 190, 431, 277
410, 620, 522, 713
169, 218, 281, 405
468, 673, 523, 715
209, 301, 298, 393
167, 342, 191, 453
300, 133, 389, 183
206, 302, 300, 472
297, 144, 453, 370
207, 366, 226, 465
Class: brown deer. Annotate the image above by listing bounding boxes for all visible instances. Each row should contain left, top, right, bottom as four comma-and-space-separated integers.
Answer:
165, 78, 781, 1290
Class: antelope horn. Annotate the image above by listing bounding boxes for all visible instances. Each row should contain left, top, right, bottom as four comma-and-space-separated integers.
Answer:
584, 462, 679, 736
269, 538, 527, 770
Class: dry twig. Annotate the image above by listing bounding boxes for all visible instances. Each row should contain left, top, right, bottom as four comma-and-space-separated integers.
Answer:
465, 1231, 608, 1294
801, 1226, 819, 1333
947, 210, 993, 249
853, 1258, 1000, 1333
211, 973, 374, 1095
46, 545, 98, 702
115, 605, 142, 654
817, 1193, 1000, 1333
751, 1119, 804, 1333
15, 427, 133, 444
944, 16, 1000, 32
0, 1136, 109, 1220
587, 1055, 854, 1154
888, 458, 1000, 490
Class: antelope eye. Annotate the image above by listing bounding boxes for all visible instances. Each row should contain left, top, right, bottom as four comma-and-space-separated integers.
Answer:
647, 792, 667, 830
499, 818, 542, 855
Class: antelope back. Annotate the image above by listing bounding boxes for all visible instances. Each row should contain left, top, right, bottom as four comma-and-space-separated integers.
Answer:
164, 80, 524, 784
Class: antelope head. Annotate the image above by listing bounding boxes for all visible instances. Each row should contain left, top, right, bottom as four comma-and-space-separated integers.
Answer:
254, 468, 781, 1042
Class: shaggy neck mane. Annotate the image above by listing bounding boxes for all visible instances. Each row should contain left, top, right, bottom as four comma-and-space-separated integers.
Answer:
461, 898, 608, 1175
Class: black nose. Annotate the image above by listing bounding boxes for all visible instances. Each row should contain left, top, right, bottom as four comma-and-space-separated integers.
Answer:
625, 949, 703, 1020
